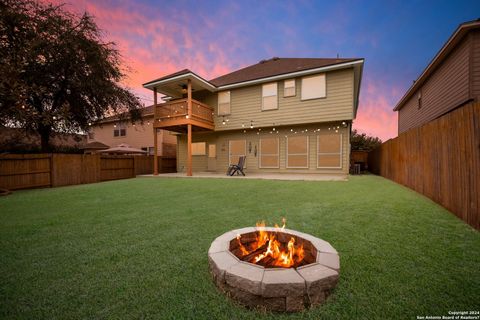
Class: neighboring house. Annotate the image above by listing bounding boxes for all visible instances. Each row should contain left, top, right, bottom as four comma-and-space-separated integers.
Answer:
87, 106, 177, 156
143, 57, 364, 176
394, 19, 480, 133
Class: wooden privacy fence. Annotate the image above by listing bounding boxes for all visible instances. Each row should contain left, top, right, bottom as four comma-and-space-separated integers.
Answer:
0, 154, 176, 190
369, 102, 480, 230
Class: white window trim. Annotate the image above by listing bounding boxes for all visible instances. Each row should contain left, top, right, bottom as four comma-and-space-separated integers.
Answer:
228, 139, 247, 168
316, 134, 343, 169
218, 91, 231, 116
283, 79, 296, 97
286, 136, 309, 169
261, 82, 278, 111
258, 137, 280, 169
301, 74, 326, 101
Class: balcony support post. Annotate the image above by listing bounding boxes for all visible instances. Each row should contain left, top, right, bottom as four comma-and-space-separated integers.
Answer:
153, 87, 159, 175
187, 124, 192, 176
186, 79, 193, 176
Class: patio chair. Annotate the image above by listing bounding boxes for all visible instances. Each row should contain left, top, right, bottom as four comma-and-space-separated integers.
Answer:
226, 156, 246, 176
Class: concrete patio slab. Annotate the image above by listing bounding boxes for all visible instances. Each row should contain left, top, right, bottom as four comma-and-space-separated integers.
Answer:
140, 172, 348, 181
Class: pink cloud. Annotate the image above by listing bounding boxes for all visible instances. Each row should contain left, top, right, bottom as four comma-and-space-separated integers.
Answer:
354, 79, 398, 141
41, 0, 244, 105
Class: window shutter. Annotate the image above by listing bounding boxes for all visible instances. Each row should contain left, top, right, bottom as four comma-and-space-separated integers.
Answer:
284, 79, 296, 97
317, 134, 342, 168
262, 83, 278, 110
218, 91, 231, 115
301, 74, 326, 100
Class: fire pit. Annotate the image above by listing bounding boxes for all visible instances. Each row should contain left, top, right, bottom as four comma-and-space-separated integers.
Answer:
208, 221, 340, 312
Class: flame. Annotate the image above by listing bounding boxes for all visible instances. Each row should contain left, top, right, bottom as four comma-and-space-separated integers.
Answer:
236, 234, 249, 256
238, 219, 304, 268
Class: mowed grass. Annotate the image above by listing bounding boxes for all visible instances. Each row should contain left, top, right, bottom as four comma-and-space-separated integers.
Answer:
0, 176, 479, 319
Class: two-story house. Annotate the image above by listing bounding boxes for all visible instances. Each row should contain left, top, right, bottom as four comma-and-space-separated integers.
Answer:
143, 57, 364, 176
87, 106, 177, 156
394, 19, 480, 133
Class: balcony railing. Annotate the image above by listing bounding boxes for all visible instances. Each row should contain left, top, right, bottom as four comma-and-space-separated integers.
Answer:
154, 98, 214, 127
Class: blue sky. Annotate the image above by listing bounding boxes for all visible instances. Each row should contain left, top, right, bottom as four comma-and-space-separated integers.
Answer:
57, 0, 480, 139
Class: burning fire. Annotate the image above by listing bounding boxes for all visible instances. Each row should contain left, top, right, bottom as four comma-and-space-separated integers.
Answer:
236, 219, 305, 268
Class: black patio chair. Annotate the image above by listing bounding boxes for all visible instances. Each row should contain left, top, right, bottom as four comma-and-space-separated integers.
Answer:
226, 156, 246, 176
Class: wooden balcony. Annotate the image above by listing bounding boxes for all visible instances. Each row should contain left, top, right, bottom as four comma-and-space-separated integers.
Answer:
153, 98, 214, 132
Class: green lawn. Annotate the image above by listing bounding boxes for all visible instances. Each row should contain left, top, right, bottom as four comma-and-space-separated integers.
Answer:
0, 176, 479, 319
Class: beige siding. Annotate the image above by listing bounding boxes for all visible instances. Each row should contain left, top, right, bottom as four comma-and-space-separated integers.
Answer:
398, 35, 472, 133
195, 68, 354, 131
89, 115, 177, 155
176, 122, 350, 175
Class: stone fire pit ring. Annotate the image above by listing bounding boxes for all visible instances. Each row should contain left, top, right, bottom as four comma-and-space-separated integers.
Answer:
208, 227, 340, 312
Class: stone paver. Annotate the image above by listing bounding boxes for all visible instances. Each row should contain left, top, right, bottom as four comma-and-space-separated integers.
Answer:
317, 252, 340, 270
208, 251, 240, 288
208, 231, 236, 254
225, 262, 265, 295
286, 296, 305, 312
261, 268, 305, 297
297, 262, 339, 306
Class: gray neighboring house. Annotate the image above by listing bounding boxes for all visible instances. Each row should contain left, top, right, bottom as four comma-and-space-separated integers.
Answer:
394, 19, 480, 134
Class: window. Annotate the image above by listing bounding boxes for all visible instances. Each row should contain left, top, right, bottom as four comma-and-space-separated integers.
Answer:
284, 79, 296, 97
87, 131, 95, 140
229, 140, 246, 166
259, 138, 279, 168
286, 136, 309, 168
218, 91, 231, 115
301, 74, 326, 100
113, 126, 126, 137
317, 134, 342, 168
192, 142, 206, 155
141, 147, 155, 155
262, 83, 278, 110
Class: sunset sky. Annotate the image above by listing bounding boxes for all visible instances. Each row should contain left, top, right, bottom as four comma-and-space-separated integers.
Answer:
47, 0, 479, 141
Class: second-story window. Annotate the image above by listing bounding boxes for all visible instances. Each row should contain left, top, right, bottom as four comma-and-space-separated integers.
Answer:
301, 74, 326, 100
218, 91, 231, 115
262, 82, 278, 110
284, 79, 296, 97
113, 125, 126, 137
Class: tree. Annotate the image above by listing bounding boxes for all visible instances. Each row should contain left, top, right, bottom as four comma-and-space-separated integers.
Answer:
350, 129, 382, 151
0, 0, 142, 151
